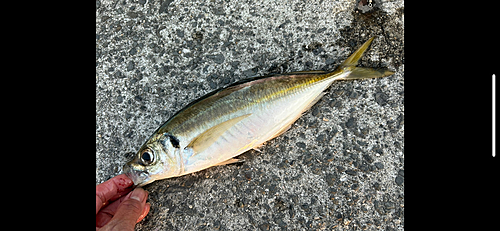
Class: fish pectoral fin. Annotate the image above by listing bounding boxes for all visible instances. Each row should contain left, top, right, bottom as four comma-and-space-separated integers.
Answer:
213, 158, 244, 166
186, 113, 252, 155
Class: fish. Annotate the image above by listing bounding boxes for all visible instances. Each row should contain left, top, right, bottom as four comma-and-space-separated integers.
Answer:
123, 37, 395, 187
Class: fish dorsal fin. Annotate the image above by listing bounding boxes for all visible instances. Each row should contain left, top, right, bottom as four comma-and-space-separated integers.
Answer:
186, 113, 252, 155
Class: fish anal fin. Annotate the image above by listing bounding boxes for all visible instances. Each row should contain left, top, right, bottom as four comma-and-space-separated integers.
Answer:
304, 92, 326, 113
187, 113, 252, 155
252, 147, 263, 153
269, 124, 292, 141
213, 158, 244, 166
263, 93, 324, 145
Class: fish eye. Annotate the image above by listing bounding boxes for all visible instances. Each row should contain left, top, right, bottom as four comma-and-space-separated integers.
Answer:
140, 148, 154, 165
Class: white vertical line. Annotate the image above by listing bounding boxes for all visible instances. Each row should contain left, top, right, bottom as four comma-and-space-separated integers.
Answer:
493, 74, 496, 157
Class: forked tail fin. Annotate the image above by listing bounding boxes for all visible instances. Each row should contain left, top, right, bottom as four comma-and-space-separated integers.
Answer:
340, 36, 375, 68
335, 36, 395, 80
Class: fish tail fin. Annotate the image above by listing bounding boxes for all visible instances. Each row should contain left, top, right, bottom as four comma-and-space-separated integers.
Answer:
338, 67, 395, 80
334, 36, 395, 80
339, 36, 375, 69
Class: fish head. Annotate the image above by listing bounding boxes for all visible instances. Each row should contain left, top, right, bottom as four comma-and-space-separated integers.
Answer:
123, 135, 178, 187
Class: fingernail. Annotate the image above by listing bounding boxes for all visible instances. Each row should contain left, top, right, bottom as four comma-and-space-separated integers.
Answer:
130, 188, 146, 202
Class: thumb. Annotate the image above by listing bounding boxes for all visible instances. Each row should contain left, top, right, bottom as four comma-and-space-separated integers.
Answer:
103, 188, 148, 231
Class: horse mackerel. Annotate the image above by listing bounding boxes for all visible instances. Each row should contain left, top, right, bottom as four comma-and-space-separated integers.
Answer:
123, 36, 395, 187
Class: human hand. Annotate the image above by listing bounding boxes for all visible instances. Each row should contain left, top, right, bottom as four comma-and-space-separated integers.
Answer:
96, 174, 150, 231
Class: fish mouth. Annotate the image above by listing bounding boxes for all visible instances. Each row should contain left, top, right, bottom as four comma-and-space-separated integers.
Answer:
123, 164, 149, 187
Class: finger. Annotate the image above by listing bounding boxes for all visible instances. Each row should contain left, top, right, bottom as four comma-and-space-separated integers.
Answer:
96, 174, 134, 214
136, 203, 150, 223
96, 198, 150, 228
96, 194, 129, 228
103, 188, 148, 231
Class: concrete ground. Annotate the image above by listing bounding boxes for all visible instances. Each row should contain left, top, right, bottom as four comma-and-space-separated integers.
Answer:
96, 0, 404, 230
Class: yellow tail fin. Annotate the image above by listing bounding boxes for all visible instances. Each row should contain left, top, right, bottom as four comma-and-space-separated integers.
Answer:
340, 36, 375, 68
336, 36, 395, 80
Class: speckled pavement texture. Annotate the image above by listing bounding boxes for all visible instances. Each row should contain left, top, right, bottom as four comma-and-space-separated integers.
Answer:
96, 0, 404, 230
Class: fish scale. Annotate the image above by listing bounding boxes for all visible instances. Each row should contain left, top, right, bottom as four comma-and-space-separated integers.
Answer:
123, 37, 395, 187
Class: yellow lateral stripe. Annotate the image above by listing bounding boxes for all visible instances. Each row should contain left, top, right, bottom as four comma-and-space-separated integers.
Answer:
255, 72, 334, 103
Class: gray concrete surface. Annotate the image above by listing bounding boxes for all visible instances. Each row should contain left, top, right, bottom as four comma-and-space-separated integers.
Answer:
96, 0, 404, 230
